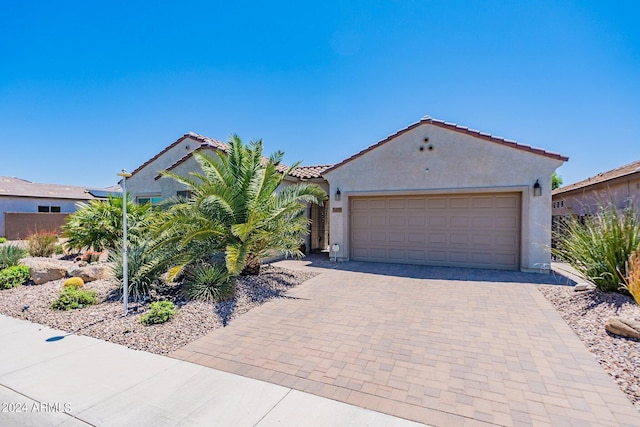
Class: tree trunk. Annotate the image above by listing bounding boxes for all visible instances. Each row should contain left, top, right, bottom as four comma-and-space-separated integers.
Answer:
240, 254, 261, 276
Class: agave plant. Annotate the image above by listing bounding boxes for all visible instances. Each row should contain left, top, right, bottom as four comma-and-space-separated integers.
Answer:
0, 244, 28, 270
109, 240, 167, 301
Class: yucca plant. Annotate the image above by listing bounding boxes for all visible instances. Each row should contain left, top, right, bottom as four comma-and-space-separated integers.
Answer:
619, 249, 640, 305
0, 244, 28, 269
553, 203, 640, 292
109, 240, 167, 302
183, 263, 235, 302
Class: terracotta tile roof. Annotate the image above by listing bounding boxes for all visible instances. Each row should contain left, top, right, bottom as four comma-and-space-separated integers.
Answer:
553, 159, 640, 196
0, 176, 117, 200
323, 116, 569, 174
289, 164, 334, 179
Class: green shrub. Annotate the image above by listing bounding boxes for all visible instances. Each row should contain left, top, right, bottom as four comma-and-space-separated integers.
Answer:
0, 244, 28, 270
63, 277, 85, 288
183, 263, 235, 302
51, 286, 97, 310
109, 241, 167, 302
553, 203, 640, 292
27, 230, 58, 257
140, 300, 176, 325
0, 265, 30, 289
0, 237, 6, 243
54, 244, 64, 255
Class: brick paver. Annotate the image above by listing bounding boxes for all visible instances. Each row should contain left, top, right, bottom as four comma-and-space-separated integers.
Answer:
171, 257, 638, 426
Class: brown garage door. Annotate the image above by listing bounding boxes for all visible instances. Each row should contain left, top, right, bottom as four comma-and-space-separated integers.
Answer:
350, 193, 521, 270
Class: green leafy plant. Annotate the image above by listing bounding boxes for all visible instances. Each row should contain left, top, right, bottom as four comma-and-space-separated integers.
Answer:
140, 300, 176, 325
51, 286, 97, 310
109, 241, 167, 301
155, 135, 326, 277
62, 194, 153, 252
0, 265, 30, 289
619, 249, 640, 305
183, 263, 235, 301
63, 277, 85, 289
0, 237, 7, 243
553, 203, 640, 292
26, 230, 58, 257
0, 244, 28, 269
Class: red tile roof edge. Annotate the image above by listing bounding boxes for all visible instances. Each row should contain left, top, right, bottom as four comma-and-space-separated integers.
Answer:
323, 116, 569, 175
552, 159, 640, 195
130, 132, 228, 177
154, 142, 294, 181
289, 164, 334, 179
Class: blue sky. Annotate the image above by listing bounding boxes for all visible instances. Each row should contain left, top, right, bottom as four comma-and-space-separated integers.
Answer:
1, 1, 638, 188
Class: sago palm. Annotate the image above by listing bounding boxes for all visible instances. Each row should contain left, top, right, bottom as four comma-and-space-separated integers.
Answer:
155, 135, 326, 276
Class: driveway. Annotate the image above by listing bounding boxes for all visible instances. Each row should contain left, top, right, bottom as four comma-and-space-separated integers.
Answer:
171, 258, 638, 426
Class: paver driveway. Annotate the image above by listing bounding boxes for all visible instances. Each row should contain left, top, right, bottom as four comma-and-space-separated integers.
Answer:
172, 258, 638, 426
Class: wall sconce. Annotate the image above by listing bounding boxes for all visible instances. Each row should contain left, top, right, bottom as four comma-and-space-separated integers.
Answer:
335, 188, 341, 201
533, 180, 542, 197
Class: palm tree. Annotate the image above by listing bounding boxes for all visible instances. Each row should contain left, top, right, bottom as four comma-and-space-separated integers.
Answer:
155, 135, 326, 276
62, 194, 153, 252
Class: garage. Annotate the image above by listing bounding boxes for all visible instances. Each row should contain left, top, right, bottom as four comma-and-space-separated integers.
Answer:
350, 193, 521, 270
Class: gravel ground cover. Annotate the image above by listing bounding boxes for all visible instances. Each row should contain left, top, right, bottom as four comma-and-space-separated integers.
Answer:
0, 265, 316, 354
539, 285, 640, 410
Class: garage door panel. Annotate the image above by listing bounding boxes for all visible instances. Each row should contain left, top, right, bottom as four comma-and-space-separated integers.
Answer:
472, 197, 493, 208
389, 216, 406, 226
350, 193, 520, 270
408, 199, 425, 209
409, 216, 426, 226
369, 216, 386, 226
389, 232, 406, 242
450, 198, 470, 209
409, 233, 425, 243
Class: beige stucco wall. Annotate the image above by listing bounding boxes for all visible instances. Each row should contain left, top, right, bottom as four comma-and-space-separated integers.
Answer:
323, 123, 565, 271
126, 136, 202, 201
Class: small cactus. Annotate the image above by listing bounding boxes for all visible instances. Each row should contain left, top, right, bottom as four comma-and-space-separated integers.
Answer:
63, 277, 84, 289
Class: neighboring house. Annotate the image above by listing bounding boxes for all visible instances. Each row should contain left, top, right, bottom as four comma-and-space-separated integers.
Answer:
125, 132, 332, 252
552, 159, 640, 219
127, 116, 568, 272
0, 177, 119, 239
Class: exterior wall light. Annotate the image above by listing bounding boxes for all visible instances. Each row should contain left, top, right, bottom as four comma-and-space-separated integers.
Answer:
533, 180, 542, 197
335, 188, 341, 201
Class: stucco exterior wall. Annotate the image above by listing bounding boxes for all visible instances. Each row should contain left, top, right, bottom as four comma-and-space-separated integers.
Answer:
323, 123, 564, 271
0, 197, 82, 237
126, 136, 202, 201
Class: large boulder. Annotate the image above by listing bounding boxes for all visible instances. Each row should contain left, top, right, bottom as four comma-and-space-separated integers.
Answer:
20, 258, 73, 285
605, 316, 640, 340
67, 264, 112, 282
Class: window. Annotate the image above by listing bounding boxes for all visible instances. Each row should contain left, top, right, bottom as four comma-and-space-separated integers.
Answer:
177, 190, 193, 199
136, 195, 162, 206
38, 205, 62, 212
51, 206, 61, 212
38, 206, 49, 212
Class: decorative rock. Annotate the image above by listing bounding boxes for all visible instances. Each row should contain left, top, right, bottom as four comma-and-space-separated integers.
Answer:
605, 316, 640, 340
574, 282, 596, 292
67, 264, 112, 283
19, 257, 72, 285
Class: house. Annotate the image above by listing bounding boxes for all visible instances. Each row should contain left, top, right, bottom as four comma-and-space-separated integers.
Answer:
124, 132, 332, 252
0, 177, 119, 239
127, 116, 568, 272
552, 159, 640, 220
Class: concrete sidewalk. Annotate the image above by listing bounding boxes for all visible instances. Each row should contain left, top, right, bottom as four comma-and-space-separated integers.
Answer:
0, 315, 422, 426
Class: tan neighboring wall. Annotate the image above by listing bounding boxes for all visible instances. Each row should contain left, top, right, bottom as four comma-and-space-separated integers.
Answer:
4, 213, 69, 240
323, 122, 565, 271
